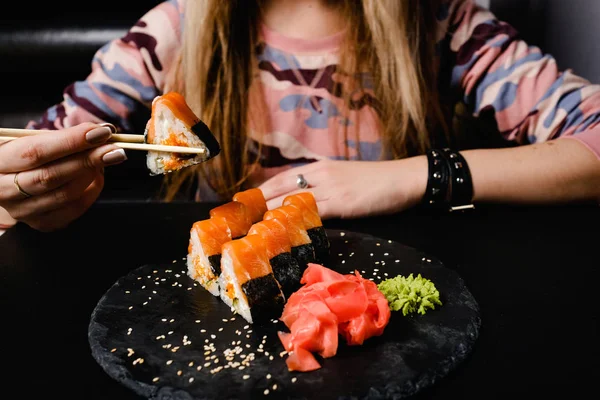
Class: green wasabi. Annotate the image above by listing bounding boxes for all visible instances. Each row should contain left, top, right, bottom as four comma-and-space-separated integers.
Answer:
377, 273, 442, 316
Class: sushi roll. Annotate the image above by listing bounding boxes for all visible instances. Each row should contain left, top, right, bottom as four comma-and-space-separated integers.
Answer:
209, 201, 253, 240
248, 219, 302, 298
144, 91, 221, 175
232, 188, 268, 224
218, 234, 285, 324
283, 192, 330, 263
186, 216, 232, 296
263, 205, 316, 274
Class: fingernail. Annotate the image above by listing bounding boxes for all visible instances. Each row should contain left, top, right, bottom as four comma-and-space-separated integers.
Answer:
86, 127, 113, 144
99, 122, 117, 133
102, 148, 127, 165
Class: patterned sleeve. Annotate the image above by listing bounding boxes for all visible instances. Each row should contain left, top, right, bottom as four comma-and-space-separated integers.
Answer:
26, 0, 184, 133
439, 0, 600, 157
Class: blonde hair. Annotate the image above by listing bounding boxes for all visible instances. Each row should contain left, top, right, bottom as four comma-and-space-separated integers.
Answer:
163, 0, 447, 201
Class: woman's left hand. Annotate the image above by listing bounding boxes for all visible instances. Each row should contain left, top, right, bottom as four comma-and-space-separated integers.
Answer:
258, 158, 428, 219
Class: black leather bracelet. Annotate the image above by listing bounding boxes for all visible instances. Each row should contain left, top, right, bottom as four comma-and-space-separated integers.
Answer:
441, 148, 475, 211
422, 149, 451, 210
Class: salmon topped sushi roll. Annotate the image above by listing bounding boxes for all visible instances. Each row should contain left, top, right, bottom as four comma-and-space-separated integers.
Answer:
263, 205, 316, 274
144, 92, 220, 175
248, 219, 302, 298
218, 234, 285, 324
233, 188, 268, 224
209, 201, 253, 240
187, 216, 232, 296
283, 192, 330, 263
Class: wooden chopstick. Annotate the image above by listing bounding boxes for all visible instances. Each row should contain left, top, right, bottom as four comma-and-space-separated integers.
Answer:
0, 128, 206, 155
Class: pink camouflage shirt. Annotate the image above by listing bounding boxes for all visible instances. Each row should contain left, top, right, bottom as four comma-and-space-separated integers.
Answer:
27, 0, 600, 200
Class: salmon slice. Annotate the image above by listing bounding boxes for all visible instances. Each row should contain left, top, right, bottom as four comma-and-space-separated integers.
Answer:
188, 216, 232, 257
282, 192, 323, 229
263, 206, 310, 247
233, 188, 268, 223
247, 219, 292, 259
210, 201, 253, 239
221, 234, 272, 285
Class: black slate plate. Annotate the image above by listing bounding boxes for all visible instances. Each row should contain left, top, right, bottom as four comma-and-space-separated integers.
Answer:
89, 229, 481, 400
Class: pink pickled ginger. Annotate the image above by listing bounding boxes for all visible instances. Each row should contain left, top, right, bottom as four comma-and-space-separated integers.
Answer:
278, 263, 391, 372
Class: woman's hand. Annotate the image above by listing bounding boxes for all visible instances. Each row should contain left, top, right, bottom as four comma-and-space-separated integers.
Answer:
0, 122, 128, 232
258, 158, 428, 219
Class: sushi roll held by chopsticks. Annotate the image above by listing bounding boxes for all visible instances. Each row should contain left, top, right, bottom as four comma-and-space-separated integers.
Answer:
144, 92, 221, 175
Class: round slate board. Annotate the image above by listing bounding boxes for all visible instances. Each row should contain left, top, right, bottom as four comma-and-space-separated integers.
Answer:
89, 229, 481, 400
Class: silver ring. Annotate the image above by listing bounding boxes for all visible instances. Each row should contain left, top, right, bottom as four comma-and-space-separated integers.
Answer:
14, 173, 32, 198
296, 174, 308, 189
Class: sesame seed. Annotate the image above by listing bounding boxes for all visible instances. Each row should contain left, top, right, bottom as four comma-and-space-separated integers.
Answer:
196, 366, 202, 371
111, 348, 117, 353
125, 290, 130, 294
376, 243, 381, 246
340, 232, 345, 236
291, 377, 297, 383
243, 375, 250, 380
195, 320, 201, 323
201, 329, 206, 333
170, 319, 175, 323
152, 377, 159, 382
177, 370, 182, 376
188, 361, 194, 367
218, 328, 224, 332
266, 374, 272, 379
166, 360, 173, 365
264, 389, 270, 395
128, 306, 133, 310
211, 334, 216, 339
189, 377, 194, 383
272, 384, 278, 390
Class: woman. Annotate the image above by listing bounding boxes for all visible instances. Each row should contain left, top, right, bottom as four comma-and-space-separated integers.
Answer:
0, 0, 598, 232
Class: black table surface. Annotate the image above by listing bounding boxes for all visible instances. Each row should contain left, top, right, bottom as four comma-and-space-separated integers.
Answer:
1, 201, 598, 399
